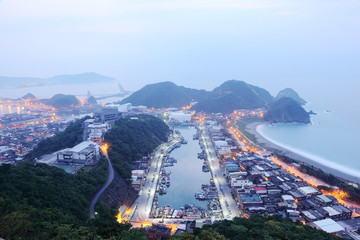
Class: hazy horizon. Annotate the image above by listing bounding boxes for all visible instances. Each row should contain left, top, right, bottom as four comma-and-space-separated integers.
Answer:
1, 0, 359, 120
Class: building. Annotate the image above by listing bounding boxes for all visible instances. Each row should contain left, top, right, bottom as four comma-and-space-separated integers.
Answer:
98, 107, 122, 122
57, 141, 100, 164
311, 218, 344, 234
168, 112, 191, 123
147, 224, 171, 240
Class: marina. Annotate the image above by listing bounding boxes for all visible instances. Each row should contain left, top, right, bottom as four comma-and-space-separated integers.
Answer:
152, 125, 221, 219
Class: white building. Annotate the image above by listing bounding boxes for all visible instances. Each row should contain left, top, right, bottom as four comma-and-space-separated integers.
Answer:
57, 141, 100, 164
168, 112, 191, 123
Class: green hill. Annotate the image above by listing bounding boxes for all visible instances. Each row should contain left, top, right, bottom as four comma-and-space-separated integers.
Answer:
1, 115, 169, 239
276, 88, 307, 105
41, 94, 80, 108
264, 97, 310, 123
120, 81, 209, 108
121, 80, 274, 113
193, 80, 274, 114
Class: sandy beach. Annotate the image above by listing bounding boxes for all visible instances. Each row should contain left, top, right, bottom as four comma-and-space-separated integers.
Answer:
245, 122, 360, 185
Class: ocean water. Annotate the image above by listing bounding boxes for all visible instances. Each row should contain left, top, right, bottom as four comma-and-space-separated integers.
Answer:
257, 104, 360, 178
0, 82, 121, 98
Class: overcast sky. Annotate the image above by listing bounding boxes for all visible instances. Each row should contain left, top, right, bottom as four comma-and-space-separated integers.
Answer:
0, 0, 359, 103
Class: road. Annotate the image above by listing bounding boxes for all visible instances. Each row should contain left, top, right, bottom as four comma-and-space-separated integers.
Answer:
89, 144, 114, 219
130, 132, 182, 222
199, 123, 241, 219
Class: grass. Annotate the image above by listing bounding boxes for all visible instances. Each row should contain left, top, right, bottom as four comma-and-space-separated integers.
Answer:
235, 117, 263, 144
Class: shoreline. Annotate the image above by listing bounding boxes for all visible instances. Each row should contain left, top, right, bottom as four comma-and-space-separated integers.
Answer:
245, 122, 360, 185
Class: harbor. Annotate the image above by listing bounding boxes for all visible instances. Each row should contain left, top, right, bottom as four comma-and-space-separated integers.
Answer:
151, 125, 222, 219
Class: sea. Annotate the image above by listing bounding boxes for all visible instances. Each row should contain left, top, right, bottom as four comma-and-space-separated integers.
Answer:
257, 102, 360, 179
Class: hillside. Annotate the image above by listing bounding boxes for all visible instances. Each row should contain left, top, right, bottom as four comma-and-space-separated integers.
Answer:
21, 93, 37, 100
1, 115, 169, 239
87, 96, 98, 105
105, 115, 170, 180
276, 88, 307, 105
41, 94, 80, 108
193, 80, 274, 114
264, 97, 310, 124
120, 81, 209, 108
48, 72, 116, 85
121, 80, 274, 113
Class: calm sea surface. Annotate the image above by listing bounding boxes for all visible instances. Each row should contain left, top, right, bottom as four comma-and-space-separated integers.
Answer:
158, 126, 211, 209
257, 103, 360, 177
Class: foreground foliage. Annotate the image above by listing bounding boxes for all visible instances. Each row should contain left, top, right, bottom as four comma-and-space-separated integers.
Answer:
172, 216, 341, 240
0, 115, 168, 239
0, 158, 108, 239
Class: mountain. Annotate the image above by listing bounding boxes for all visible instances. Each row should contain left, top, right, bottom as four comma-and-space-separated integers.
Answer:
276, 88, 306, 105
0, 73, 120, 88
193, 80, 274, 114
264, 97, 310, 124
41, 94, 80, 108
21, 93, 37, 100
47, 72, 115, 85
87, 96, 98, 105
120, 81, 209, 108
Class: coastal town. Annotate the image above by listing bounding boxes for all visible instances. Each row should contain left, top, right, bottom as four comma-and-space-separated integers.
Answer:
1, 94, 360, 239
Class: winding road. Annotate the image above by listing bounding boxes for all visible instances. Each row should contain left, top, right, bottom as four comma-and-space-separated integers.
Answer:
89, 144, 114, 219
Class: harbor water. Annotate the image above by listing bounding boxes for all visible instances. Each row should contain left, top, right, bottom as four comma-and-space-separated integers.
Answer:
158, 125, 211, 209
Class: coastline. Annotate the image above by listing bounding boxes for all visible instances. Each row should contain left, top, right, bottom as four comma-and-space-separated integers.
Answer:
245, 122, 360, 185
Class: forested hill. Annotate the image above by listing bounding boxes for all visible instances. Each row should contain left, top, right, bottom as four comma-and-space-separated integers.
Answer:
276, 88, 307, 105
120, 81, 209, 108
193, 80, 274, 114
105, 115, 170, 180
264, 97, 310, 124
121, 80, 274, 114
41, 94, 80, 108
0, 114, 170, 239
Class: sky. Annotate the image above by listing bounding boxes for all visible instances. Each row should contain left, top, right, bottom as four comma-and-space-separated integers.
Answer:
0, 0, 359, 105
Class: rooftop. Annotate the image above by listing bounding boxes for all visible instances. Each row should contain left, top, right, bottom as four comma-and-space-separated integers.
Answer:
312, 218, 344, 233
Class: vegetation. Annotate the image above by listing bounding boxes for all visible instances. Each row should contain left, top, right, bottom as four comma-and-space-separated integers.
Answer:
276, 88, 307, 105
105, 115, 170, 180
41, 94, 80, 108
275, 153, 360, 203
264, 97, 310, 124
235, 118, 264, 144
121, 81, 209, 108
0, 114, 169, 239
25, 117, 90, 161
0, 157, 108, 239
121, 80, 275, 113
299, 164, 360, 202
172, 216, 341, 240
194, 80, 273, 114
